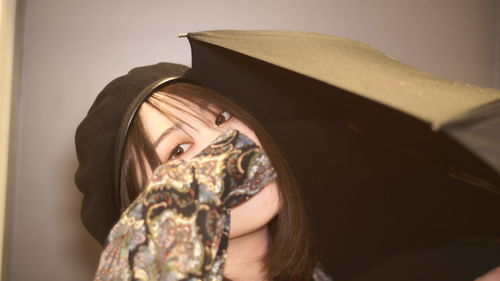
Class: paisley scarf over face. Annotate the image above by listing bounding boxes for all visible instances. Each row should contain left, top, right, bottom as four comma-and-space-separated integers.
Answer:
92, 128, 333, 281
93, 128, 277, 281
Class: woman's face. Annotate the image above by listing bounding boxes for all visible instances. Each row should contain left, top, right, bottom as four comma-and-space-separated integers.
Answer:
138, 93, 281, 239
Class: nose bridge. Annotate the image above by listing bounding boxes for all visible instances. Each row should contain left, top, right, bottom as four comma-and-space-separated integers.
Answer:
205, 125, 228, 140
204, 125, 240, 147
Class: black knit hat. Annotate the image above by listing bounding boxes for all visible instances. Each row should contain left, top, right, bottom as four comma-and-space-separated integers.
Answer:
74, 62, 193, 246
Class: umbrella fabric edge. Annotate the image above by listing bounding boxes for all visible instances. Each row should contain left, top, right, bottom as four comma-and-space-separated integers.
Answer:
184, 29, 500, 129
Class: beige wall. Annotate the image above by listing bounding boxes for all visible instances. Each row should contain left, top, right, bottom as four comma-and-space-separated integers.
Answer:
6, 0, 500, 280
0, 0, 20, 280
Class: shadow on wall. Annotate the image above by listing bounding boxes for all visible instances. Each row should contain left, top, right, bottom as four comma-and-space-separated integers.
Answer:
63, 153, 102, 278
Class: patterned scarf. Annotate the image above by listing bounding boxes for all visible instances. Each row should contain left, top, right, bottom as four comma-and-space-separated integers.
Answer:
93, 128, 278, 281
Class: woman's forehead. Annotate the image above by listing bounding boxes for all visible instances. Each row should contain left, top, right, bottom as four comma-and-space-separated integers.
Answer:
148, 94, 211, 119
155, 93, 204, 114
139, 93, 217, 140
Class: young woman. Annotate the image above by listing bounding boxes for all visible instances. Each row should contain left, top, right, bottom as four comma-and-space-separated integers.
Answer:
74, 63, 333, 281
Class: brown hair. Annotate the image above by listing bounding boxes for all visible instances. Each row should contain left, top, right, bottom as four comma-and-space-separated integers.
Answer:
121, 82, 320, 281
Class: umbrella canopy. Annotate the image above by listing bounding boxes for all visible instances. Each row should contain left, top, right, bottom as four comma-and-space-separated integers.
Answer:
180, 30, 500, 281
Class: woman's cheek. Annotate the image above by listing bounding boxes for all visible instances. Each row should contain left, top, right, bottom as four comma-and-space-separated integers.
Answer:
228, 181, 280, 239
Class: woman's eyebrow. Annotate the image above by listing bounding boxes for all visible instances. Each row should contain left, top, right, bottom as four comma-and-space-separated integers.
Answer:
153, 125, 180, 148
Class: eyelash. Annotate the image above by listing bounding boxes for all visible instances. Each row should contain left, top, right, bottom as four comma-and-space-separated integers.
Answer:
167, 110, 233, 161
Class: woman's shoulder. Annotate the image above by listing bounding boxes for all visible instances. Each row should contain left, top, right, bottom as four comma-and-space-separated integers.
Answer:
312, 262, 334, 281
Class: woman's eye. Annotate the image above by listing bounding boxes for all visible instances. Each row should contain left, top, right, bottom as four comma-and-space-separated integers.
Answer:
215, 110, 232, 126
168, 143, 192, 160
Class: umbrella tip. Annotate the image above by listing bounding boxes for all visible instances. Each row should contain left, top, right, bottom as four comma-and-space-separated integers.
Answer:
177, 33, 188, 38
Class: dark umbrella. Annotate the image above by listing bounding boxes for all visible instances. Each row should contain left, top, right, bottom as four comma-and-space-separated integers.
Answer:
179, 30, 500, 281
